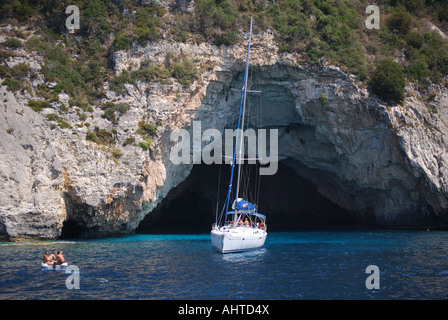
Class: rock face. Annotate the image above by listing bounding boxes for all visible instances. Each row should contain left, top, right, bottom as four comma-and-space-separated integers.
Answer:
0, 88, 65, 240
1, 29, 448, 240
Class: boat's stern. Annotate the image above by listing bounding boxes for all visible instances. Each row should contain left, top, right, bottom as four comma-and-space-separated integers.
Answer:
211, 226, 267, 253
211, 229, 225, 253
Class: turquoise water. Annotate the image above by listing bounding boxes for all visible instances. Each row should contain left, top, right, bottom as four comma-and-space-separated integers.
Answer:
1, 230, 448, 299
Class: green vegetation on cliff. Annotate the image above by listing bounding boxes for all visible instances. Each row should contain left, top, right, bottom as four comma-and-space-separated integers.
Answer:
370, 59, 406, 102
1, 0, 447, 104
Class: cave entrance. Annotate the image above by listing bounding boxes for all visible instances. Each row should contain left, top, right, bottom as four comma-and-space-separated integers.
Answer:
137, 65, 356, 234
59, 195, 98, 239
59, 219, 89, 239
136, 160, 355, 234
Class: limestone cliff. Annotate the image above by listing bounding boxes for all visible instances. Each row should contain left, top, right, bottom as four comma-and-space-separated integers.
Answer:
1, 24, 448, 240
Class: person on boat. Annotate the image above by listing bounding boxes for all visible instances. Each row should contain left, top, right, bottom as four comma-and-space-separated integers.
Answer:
56, 251, 66, 265
244, 218, 250, 226
238, 214, 245, 225
43, 251, 51, 265
48, 251, 56, 262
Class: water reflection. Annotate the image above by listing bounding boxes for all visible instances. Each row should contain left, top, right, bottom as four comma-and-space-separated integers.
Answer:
220, 248, 268, 262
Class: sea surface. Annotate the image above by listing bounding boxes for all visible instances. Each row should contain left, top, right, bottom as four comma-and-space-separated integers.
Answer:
1, 230, 448, 300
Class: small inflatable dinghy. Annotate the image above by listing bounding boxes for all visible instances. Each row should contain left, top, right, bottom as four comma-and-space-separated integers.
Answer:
41, 262, 68, 270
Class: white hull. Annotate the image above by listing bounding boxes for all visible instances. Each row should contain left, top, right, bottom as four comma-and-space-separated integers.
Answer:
211, 226, 267, 253
41, 262, 68, 270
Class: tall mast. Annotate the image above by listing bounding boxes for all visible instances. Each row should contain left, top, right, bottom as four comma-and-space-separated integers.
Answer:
235, 17, 253, 202
223, 17, 253, 224
236, 18, 252, 201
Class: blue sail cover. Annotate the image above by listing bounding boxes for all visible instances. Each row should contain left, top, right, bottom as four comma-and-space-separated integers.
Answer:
234, 199, 256, 211
226, 211, 266, 220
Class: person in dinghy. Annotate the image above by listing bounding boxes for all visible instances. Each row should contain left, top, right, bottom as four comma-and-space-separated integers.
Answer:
43, 251, 56, 265
41, 250, 68, 269
43, 251, 51, 265
56, 251, 65, 265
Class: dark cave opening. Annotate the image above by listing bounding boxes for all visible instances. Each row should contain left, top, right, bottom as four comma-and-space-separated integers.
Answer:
136, 160, 356, 234
134, 65, 358, 234
59, 195, 99, 239
59, 220, 88, 239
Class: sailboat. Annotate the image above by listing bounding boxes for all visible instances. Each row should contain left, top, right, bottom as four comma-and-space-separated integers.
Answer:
211, 18, 267, 253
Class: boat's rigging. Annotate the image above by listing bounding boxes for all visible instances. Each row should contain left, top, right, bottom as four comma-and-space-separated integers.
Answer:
211, 17, 267, 253
221, 18, 252, 226
214, 161, 222, 223
214, 20, 264, 228
233, 17, 252, 217
241, 72, 263, 209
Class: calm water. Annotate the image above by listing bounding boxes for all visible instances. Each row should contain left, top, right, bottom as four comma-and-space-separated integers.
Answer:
1, 230, 448, 300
